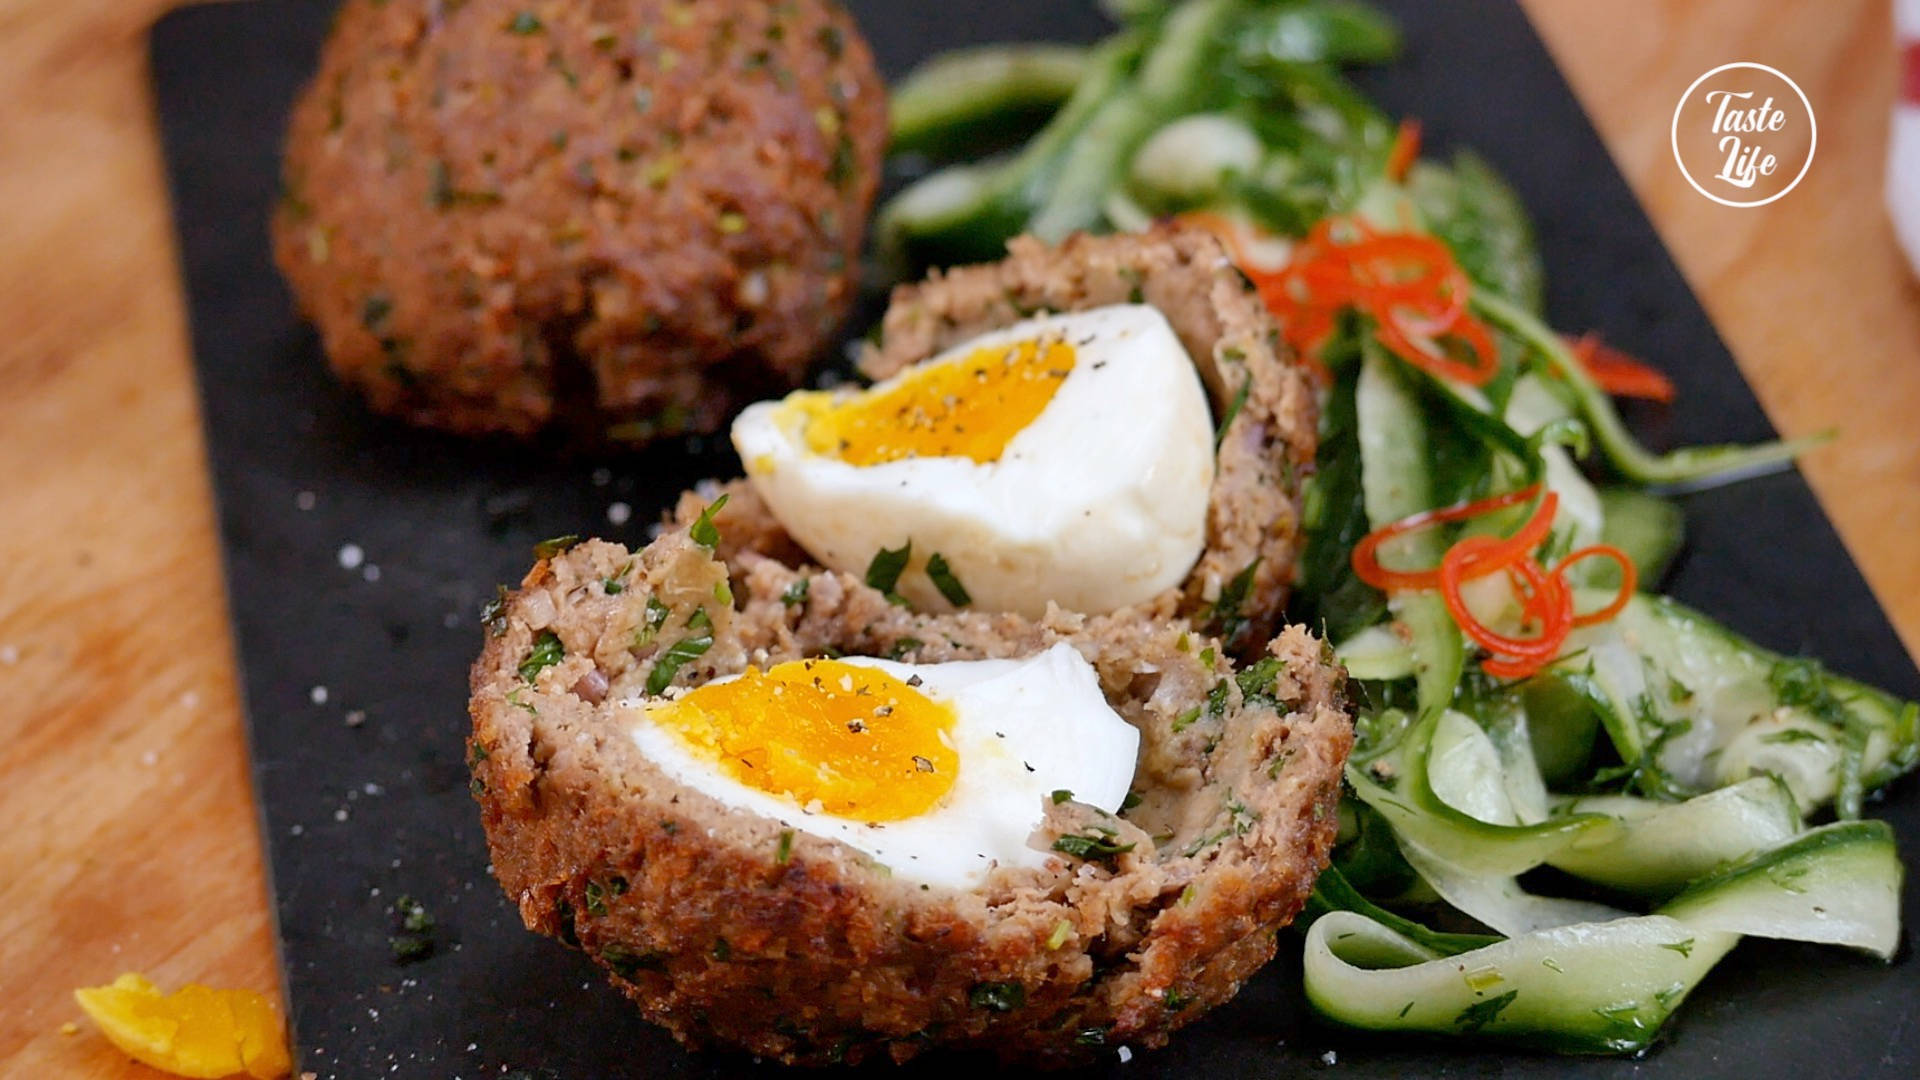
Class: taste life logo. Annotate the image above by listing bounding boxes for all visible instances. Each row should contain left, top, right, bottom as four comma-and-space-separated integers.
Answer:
1671, 62, 1817, 208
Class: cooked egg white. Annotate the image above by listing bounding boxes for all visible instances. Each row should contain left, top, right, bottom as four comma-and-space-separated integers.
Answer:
624, 643, 1139, 890
731, 305, 1215, 617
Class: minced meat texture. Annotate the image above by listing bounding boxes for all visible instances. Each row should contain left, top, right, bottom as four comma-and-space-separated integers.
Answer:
470, 527, 1351, 1066
273, 0, 885, 443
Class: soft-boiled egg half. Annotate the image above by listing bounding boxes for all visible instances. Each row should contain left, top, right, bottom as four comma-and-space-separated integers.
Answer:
732, 305, 1215, 617
624, 643, 1139, 889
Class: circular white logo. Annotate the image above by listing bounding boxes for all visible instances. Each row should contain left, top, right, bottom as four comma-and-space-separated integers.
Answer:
1670, 61, 1817, 208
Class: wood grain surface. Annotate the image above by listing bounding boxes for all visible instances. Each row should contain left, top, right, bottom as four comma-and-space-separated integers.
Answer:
0, 1, 1913, 1076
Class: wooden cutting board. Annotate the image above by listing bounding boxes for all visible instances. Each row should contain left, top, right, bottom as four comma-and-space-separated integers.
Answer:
2, 1, 1915, 1075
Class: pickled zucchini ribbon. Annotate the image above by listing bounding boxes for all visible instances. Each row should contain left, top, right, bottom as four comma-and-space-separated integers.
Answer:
881, 0, 1917, 1053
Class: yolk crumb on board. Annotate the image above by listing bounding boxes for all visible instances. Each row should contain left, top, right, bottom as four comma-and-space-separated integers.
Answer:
72, 973, 291, 1079
797, 337, 1076, 465
649, 658, 958, 820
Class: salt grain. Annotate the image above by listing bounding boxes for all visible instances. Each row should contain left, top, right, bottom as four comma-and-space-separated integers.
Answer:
344, 709, 367, 728
334, 807, 349, 822
296, 491, 316, 511
140, 750, 158, 767
607, 501, 632, 526
338, 543, 364, 570
1320, 1050, 1337, 1066
591, 467, 612, 487
310, 685, 329, 705
1117, 1046, 1133, 1064
736, 269, 769, 307
362, 564, 381, 582
0, 645, 16, 664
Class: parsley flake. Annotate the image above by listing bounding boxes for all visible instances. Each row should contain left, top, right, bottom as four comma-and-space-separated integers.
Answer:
482, 584, 511, 636
926, 552, 971, 606
603, 560, 632, 595
635, 595, 671, 647
1206, 679, 1232, 717
1208, 558, 1261, 641
646, 629, 714, 694
865, 542, 911, 597
389, 894, 436, 964
601, 944, 667, 979
397, 895, 433, 933
1051, 831, 1135, 864
532, 534, 580, 560
1215, 376, 1252, 452
968, 981, 1026, 1012
1455, 989, 1518, 1033
1235, 656, 1284, 707
518, 631, 564, 681
688, 494, 730, 551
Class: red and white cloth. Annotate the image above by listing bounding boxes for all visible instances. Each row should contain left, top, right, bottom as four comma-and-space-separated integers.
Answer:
1891, 0, 1920, 274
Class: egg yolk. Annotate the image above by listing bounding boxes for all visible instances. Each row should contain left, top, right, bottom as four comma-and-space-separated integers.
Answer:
799, 337, 1076, 465
648, 659, 959, 821
73, 973, 291, 1080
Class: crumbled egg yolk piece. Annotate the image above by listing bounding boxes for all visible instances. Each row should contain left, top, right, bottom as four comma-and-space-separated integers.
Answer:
73, 973, 290, 1079
797, 337, 1076, 465
649, 659, 959, 820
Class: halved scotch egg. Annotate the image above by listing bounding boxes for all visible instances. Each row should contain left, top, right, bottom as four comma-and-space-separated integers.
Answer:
695, 224, 1320, 650
469, 525, 1350, 1066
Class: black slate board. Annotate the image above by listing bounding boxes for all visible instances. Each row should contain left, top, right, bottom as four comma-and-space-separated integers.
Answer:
150, 1, 1920, 1077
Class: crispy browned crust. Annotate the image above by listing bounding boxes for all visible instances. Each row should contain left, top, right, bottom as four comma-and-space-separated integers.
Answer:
272, 0, 885, 443
675, 225, 1318, 650
470, 529, 1350, 1066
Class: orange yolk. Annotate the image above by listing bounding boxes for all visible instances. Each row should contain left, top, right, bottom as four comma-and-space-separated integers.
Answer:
648, 659, 958, 821
800, 337, 1076, 465
73, 973, 291, 1080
